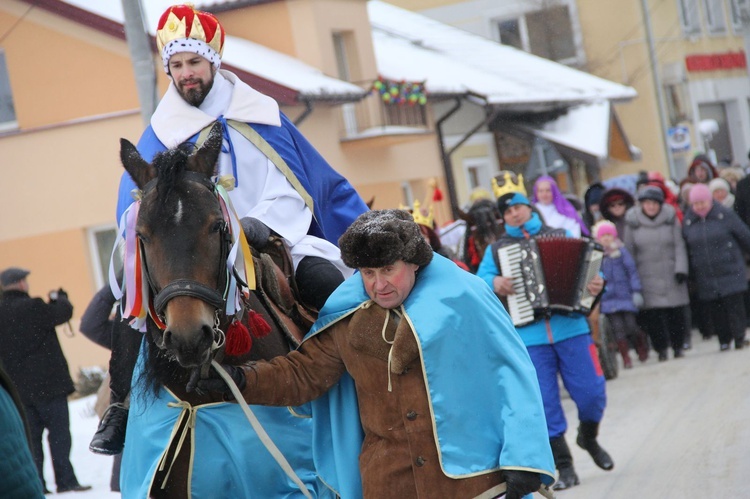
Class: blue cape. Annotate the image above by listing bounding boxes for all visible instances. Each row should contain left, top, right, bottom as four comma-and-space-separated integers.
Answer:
116, 113, 368, 244
298, 254, 556, 497
121, 343, 332, 498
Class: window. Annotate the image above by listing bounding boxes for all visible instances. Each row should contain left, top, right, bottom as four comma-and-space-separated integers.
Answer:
728, 0, 747, 32
678, 0, 702, 35
0, 50, 18, 132
703, 0, 727, 33
494, 5, 577, 64
497, 18, 523, 50
87, 226, 121, 290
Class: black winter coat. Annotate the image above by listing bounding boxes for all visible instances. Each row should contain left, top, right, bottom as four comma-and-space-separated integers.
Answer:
683, 203, 750, 301
0, 290, 75, 404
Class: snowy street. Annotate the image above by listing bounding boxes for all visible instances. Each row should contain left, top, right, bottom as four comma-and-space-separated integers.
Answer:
45, 330, 749, 497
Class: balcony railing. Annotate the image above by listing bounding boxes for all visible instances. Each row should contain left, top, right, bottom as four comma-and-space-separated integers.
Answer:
338, 88, 430, 140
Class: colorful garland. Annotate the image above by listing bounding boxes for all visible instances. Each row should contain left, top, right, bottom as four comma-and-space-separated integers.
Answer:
371, 76, 427, 105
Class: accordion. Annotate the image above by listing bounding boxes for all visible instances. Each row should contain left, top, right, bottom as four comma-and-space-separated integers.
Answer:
496, 236, 604, 327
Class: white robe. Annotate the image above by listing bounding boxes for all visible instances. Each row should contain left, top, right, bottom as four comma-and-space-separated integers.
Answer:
150, 71, 351, 276
535, 203, 582, 238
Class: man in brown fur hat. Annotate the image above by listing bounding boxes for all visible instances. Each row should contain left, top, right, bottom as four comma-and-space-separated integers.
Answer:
199, 209, 556, 498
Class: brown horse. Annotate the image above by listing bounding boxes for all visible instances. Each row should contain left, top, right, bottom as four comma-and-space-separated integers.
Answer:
117, 123, 326, 498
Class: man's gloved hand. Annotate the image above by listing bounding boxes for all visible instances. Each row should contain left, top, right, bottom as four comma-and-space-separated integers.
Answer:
504, 470, 541, 499
192, 364, 247, 396
675, 272, 688, 285
632, 292, 644, 309
240, 217, 272, 250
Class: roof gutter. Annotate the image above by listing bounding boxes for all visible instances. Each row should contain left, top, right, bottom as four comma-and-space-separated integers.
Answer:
435, 97, 463, 221
293, 100, 314, 126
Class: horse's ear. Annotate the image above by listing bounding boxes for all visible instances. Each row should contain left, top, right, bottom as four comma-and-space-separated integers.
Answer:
120, 138, 156, 189
456, 207, 471, 223
366, 196, 376, 209
189, 122, 222, 177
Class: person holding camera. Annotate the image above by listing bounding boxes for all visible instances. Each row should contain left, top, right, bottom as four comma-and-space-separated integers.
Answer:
0, 267, 91, 494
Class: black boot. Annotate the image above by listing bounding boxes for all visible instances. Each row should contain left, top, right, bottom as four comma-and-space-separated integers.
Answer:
576, 421, 614, 470
549, 436, 580, 490
89, 403, 128, 455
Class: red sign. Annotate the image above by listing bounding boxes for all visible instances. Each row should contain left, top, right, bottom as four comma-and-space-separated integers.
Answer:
685, 51, 747, 72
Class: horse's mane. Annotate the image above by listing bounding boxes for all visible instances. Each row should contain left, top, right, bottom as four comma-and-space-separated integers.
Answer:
153, 142, 197, 206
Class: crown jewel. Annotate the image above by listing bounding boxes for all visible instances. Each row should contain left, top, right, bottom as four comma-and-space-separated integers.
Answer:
492, 172, 526, 199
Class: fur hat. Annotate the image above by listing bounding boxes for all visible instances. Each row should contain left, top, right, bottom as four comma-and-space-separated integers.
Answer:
338, 210, 433, 269
689, 183, 712, 203
637, 185, 664, 204
156, 5, 225, 73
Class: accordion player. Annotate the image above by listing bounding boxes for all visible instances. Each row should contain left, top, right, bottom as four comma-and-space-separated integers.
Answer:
496, 236, 604, 327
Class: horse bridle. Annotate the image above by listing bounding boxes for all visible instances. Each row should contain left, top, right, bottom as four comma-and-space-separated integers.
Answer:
138, 171, 234, 325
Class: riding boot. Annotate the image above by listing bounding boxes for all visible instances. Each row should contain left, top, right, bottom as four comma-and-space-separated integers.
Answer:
634, 329, 649, 362
617, 339, 633, 369
576, 421, 614, 471
89, 403, 129, 455
549, 436, 580, 490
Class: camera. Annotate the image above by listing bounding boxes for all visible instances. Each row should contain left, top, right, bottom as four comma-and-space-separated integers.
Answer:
49, 288, 67, 301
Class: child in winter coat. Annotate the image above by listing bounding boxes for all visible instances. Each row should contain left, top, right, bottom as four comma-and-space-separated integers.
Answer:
594, 221, 649, 367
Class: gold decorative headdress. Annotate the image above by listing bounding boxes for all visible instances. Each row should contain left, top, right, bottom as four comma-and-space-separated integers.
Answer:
492, 172, 526, 199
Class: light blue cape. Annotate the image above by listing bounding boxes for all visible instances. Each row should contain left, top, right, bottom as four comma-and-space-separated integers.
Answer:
298, 254, 556, 497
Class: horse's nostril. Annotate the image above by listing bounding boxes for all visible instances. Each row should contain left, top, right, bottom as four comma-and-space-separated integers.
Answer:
163, 330, 173, 347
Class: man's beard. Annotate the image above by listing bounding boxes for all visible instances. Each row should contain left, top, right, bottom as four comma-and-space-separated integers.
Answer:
177, 75, 214, 107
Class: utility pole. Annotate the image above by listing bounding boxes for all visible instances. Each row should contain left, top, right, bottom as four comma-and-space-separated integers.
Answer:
640, 0, 677, 180
121, 0, 157, 125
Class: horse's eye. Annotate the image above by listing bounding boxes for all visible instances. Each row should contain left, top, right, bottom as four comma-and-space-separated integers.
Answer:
137, 232, 150, 244
211, 221, 225, 233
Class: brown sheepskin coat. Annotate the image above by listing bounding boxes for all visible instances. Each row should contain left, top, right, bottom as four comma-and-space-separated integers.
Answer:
240, 303, 506, 498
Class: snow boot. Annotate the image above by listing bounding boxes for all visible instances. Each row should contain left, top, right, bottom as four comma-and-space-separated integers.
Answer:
549, 436, 580, 490
634, 330, 649, 362
617, 339, 633, 369
576, 421, 614, 470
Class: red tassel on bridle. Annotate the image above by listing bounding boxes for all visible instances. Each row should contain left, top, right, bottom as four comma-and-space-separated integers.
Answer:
225, 320, 252, 356
247, 310, 271, 338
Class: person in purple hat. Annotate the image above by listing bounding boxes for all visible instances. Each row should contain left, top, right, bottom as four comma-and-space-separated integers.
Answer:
531, 176, 589, 237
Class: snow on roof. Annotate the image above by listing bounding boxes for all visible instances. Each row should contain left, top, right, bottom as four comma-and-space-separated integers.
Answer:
56, 0, 365, 101
528, 101, 613, 159
368, 0, 637, 109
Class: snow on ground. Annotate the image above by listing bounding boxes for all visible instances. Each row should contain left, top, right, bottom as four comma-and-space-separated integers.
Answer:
41, 395, 119, 497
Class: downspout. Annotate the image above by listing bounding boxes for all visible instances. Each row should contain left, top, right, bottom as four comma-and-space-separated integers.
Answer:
293, 100, 314, 126
435, 97, 463, 220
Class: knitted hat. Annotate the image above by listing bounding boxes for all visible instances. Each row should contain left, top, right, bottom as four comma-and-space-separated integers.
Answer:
708, 177, 730, 194
637, 185, 664, 204
593, 220, 617, 239
497, 192, 531, 215
689, 183, 712, 203
0, 267, 29, 287
338, 210, 433, 269
156, 5, 225, 73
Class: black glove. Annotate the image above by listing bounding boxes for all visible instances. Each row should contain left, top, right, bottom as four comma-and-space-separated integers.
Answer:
675, 272, 688, 285
504, 470, 541, 499
240, 217, 272, 250
192, 364, 247, 396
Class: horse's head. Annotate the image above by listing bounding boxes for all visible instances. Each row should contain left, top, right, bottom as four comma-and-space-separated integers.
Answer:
120, 123, 229, 367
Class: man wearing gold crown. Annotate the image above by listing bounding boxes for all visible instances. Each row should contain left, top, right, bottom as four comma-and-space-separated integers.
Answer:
93, 3, 368, 484
476, 183, 613, 492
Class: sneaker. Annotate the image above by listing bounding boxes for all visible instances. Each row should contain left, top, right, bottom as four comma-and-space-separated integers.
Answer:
57, 484, 92, 493
89, 403, 128, 455
720, 344, 731, 352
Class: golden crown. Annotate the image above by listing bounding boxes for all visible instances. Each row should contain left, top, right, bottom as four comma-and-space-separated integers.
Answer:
400, 200, 434, 228
156, 5, 224, 56
492, 172, 526, 199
